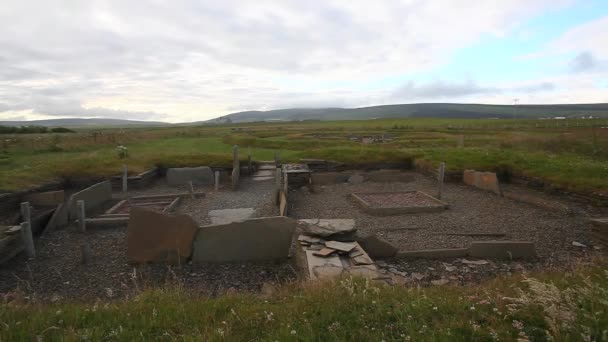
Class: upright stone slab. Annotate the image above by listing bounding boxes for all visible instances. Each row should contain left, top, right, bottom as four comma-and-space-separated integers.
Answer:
24, 190, 65, 207
474, 172, 501, 195
463, 170, 476, 186
192, 216, 296, 262
166, 167, 214, 186
127, 207, 199, 264
67, 180, 112, 220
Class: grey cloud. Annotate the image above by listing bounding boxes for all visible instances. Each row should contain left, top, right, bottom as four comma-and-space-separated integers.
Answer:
570, 51, 596, 72
392, 80, 499, 100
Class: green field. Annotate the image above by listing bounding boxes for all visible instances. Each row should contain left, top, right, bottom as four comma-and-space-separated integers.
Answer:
1, 118, 608, 193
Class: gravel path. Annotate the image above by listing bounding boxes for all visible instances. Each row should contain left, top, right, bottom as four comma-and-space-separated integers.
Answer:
289, 172, 601, 263
0, 176, 290, 302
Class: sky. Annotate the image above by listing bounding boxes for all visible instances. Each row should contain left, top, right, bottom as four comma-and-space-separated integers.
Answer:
0, 0, 607, 123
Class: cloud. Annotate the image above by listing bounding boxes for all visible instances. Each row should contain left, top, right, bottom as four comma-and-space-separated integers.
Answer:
0, 0, 594, 122
570, 52, 596, 72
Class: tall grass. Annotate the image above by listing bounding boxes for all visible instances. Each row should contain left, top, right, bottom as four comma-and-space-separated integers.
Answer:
1, 262, 607, 340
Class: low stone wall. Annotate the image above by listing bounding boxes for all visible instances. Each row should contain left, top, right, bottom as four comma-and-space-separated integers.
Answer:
395, 241, 537, 260
111, 167, 159, 189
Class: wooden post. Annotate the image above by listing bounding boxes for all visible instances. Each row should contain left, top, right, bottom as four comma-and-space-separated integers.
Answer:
122, 164, 128, 193
438, 162, 446, 199
188, 181, 195, 199
20, 202, 31, 223
273, 168, 281, 205
77, 200, 86, 232
247, 146, 252, 175
232, 145, 239, 190
214, 171, 220, 192
283, 171, 289, 193
20, 221, 35, 258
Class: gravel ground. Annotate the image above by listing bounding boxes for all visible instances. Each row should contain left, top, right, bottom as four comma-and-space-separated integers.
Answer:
289, 172, 605, 264
0, 177, 291, 303
355, 191, 442, 208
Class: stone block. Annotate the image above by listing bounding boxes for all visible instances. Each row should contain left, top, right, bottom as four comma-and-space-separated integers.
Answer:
468, 241, 537, 259
297, 219, 356, 238
357, 234, 397, 258
192, 216, 296, 262
166, 166, 214, 186
127, 207, 199, 264
474, 172, 501, 195
463, 170, 476, 186
208, 208, 256, 224
25, 190, 65, 207
67, 181, 112, 220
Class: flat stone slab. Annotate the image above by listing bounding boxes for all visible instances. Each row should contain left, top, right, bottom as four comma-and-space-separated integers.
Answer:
192, 216, 296, 262
357, 234, 397, 258
208, 208, 256, 225
306, 250, 344, 280
166, 166, 213, 186
589, 218, 608, 229
468, 241, 536, 259
297, 219, 356, 237
352, 191, 448, 215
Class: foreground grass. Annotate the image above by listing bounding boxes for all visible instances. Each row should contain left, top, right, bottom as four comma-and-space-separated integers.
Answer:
1, 263, 607, 341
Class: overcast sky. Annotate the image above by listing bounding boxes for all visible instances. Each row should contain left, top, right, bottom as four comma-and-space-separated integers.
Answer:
1, 0, 607, 123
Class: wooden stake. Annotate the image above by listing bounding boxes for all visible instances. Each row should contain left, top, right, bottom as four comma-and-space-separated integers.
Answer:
20, 221, 35, 258
438, 162, 446, 199
188, 181, 195, 199
122, 164, 128, 193
77, 200, 86, 232
214, 171, 220, 192
20, 202, 31, 223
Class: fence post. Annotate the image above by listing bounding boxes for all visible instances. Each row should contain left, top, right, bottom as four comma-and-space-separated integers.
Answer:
77, 200, 86, 232
438, 162, 446, 200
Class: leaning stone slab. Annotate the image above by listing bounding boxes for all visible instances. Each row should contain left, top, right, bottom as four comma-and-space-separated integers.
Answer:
166, 166, 214, 186
297, 219, 356, 238
192, 216, 296, 262
127, 207, 199, 264
468, 241, 536, 259
67, 180, 112, 220
396, 248, 469, 259
357, 234, 397, 258
41, 203, 68, 237
208, 208, 256, 225
25, 190, 65, 207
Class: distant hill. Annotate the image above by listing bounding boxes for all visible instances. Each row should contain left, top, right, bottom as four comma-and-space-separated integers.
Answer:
0, 118, 169, 128
209, 103, 608, 123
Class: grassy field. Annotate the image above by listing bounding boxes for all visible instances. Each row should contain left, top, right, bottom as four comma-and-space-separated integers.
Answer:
1, 262, 606, 340
1, 118, 607, 193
